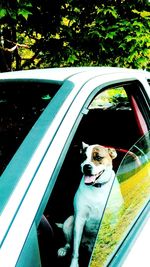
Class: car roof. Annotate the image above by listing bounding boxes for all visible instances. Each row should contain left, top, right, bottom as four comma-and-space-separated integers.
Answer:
0, 67, 150, 83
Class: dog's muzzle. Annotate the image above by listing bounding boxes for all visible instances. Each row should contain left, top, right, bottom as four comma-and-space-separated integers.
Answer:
83, 164, 104, 185
83, 164, 92, 176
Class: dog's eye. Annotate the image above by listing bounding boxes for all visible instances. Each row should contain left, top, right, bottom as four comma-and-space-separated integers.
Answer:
94, 155, 103, 161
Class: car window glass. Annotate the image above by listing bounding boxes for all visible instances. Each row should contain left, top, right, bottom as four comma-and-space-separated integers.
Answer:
0, 80, 60, 174
90, 131, 150, 267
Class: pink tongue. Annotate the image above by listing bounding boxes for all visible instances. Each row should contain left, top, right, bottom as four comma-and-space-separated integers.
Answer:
84, 175, 96, 184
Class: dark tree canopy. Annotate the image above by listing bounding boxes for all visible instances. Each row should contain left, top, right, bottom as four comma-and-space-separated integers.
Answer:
0, 0, 150, 71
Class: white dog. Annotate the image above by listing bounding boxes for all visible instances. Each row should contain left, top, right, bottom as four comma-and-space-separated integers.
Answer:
57, 142, 121, 267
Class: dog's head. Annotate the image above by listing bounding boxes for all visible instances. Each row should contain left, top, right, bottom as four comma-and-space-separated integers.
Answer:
80, 142, 117, 185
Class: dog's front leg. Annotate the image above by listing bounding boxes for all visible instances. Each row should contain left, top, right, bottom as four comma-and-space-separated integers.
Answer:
70, 215, 85, 267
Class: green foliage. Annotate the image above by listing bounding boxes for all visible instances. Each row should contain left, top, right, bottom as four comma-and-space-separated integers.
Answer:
18, 9, 32, 20
0, 0, 150, 71
0, 9, 7, 19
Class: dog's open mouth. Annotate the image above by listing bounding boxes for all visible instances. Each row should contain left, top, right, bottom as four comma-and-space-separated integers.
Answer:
84, 170, 104, 185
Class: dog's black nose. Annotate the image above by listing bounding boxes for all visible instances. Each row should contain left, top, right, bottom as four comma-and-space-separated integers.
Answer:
83, 164, 92, 175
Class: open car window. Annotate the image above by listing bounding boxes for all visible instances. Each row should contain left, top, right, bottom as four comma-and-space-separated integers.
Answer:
90, 131, 150, 267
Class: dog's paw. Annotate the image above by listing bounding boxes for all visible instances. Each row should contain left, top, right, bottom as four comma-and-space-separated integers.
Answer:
57, 243, 70, 257
57, 247, 67, 257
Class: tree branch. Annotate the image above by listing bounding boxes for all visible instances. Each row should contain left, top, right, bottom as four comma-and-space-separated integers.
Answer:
1, 38, 30, 53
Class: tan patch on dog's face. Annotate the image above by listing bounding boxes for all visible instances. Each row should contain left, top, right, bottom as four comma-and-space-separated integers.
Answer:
91, 146, 113, 166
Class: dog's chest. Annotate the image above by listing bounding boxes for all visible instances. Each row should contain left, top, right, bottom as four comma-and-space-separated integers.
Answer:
74, 177, 112, 210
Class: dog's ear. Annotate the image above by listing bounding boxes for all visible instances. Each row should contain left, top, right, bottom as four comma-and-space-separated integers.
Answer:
108, 148, 117, 159
80, 142, 89, 154
82, 142, 89, 149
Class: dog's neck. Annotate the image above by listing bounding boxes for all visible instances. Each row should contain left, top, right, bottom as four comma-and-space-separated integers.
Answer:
91, 168, 115, 188
93, 180, 110, 188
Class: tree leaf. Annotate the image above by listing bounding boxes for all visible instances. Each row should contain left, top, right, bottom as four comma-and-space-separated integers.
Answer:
106, 31, 116, 39
67, 54, 78, 64
0, 9, 7, 19
18, 9, 32, 20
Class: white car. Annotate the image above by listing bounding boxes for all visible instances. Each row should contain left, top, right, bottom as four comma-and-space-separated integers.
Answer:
0, 67, 149, 267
